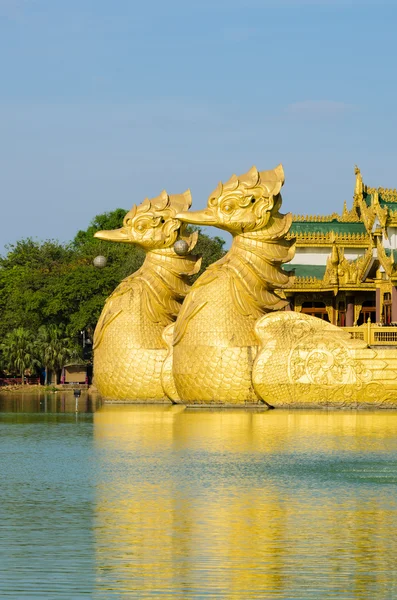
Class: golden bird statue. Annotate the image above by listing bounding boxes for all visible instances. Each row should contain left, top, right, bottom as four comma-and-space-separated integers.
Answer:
169, 165, 295, 405
93, 190, 201, 402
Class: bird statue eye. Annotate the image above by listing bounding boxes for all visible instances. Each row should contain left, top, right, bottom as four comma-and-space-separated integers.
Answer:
223, 203, 233, 214
136, 222, 146, 232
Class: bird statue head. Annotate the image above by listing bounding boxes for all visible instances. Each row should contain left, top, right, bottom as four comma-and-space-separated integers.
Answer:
94, 190, 192, 250
176, 165, 285, 235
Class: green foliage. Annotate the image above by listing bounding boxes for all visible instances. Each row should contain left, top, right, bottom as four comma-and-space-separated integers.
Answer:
0, 327, 39, 382
0, 239, 75, 335
36, 325, 79, 384
73, 209, 128, 249
0, 324, 79, 381
0, 209, 226, 373
188, 226, 225, 281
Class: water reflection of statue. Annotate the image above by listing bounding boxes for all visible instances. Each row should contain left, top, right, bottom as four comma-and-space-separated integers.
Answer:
93, 407, 397, 597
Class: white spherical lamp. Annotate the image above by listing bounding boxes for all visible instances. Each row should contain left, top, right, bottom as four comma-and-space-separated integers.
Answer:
93, 255, 107, 268
173, 240, 189, 256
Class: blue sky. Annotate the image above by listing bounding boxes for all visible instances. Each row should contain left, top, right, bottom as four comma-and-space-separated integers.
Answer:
1, 0, 396, 251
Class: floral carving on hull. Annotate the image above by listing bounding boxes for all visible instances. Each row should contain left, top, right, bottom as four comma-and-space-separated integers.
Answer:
253, 312, 397, 408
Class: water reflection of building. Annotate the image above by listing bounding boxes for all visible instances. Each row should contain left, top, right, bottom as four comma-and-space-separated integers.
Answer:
93, 407, 397, 598
285, 167, 397, 326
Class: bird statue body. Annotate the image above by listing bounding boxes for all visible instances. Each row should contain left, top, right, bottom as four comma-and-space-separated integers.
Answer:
93, 191, 200, 402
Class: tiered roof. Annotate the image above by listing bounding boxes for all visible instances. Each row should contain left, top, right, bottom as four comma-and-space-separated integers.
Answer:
364, 187, 397, 210
284, 265, 326, 279
287, 219, 369, 247
285, 167, 397, 291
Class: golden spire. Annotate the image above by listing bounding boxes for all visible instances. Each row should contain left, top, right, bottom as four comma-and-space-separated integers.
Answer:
354, 165, 363, 196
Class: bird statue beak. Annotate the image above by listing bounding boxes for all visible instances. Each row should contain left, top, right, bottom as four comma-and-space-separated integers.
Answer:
176, 208, 217, 225
94, 227, 129, 242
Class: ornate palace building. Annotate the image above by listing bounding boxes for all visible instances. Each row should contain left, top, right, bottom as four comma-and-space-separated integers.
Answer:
284, 167, 397, 327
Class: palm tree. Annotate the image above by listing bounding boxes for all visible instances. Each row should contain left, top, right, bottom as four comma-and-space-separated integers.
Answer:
0, 328, 38, 383
36, 325, 77, 384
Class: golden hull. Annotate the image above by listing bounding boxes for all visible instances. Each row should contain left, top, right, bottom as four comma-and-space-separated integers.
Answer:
173, 344, 260, 404
253, 312, 397, 408
94, 346, 170, 402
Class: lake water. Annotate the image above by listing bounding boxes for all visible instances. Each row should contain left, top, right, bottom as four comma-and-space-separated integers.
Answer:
1, 393, 397, 599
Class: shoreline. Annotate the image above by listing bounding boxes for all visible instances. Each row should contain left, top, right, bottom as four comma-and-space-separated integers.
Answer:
0, 384, 91, 394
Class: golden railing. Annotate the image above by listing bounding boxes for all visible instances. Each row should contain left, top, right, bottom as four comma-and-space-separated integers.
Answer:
344, 320, 397, 345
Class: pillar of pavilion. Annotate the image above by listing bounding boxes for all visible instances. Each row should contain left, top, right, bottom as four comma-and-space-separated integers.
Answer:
346, 296, 354, 326
376, 288, 381, 323
392, 286, 397, 323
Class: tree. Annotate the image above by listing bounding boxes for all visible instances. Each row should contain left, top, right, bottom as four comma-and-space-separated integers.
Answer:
0, 328, 38, 383
36, 324, 80, 385
0, 239, 75, 338
0, 210, 227, 344
73, 208, 128, 251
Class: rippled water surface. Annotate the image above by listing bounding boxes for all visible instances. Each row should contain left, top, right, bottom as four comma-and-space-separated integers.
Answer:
1, 394, 397, 599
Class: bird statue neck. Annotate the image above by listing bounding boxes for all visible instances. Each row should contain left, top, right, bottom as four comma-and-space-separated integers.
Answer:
132, 245, 201, 325
192, 212, 294, 319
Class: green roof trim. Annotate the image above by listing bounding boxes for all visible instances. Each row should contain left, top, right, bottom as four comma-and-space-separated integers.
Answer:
284, 264, 326, 279
384, 248, 397, 263
364, 191, 397, 209
363, 192, 372, 207
290, 220, 367, 235
380, 200, 397, 210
